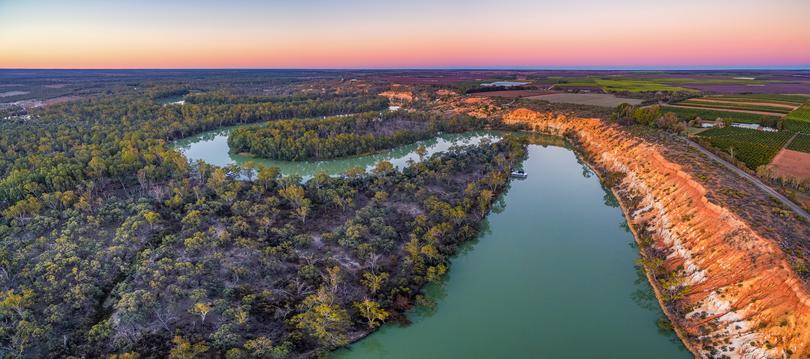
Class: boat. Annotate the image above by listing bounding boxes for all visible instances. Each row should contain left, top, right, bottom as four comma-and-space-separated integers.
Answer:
511, 170, 528, 179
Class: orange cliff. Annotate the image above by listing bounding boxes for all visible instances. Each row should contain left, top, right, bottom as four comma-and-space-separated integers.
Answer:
504, 108, 810, 358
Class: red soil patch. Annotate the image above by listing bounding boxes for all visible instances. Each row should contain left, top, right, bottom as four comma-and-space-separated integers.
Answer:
769, 149, 810, 180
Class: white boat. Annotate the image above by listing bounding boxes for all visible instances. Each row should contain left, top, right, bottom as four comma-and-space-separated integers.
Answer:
511, 170, 528, 179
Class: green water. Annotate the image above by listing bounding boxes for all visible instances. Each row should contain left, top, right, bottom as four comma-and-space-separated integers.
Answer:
174, 129, 687, 358
174, 125, 499, 179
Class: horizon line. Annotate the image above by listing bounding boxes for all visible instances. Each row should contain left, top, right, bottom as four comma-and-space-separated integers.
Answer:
2, 66, 810, 71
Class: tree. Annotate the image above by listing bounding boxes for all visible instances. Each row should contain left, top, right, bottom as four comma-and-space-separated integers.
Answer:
290, 289, 350, 348
143, 210, 159, 230
345, 166, 365, 178
190, 302, 212, 323
478, 189, 494, 217
169, 336, 208, 359
354, 299, 389, 329
372, 160, 394, 175
278, 185, 305, 208
325, 265, 342, 293
361, 272, 389, 294
295, 198, 311, 224
256, 166, 280, 191
415, 145, 427, 161
243, 336, 289, 358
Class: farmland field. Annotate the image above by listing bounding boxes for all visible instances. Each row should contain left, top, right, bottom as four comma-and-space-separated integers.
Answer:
697, 127, 794, 169
527, 93, 643, 107
662, 106, 781, 124
704, 94, 809, 105
787, 133, 810, 153
768, 149, 810, 180
676, 99, 791, 114
786, 103, 810, 123
593, 79, 694, 93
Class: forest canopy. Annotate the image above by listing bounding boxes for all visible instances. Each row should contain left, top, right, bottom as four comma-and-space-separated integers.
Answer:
0, 86, 527, 358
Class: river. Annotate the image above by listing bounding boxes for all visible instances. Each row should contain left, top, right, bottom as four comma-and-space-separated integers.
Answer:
174, 128, 688, 358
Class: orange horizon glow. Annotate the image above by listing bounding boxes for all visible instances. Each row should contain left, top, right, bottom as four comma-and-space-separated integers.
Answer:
1, 0, 809, 69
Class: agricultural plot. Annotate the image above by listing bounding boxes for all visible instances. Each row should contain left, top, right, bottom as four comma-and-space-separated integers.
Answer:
768, 149, 810, 180
704, 94, 808, 106
785, 103, 810, 133
594, 79, 695, 93
526, 93, 642, 107
676, 99, 792, 114
662, 106, 780, 124
786, 103, 810, 123
787, 134, 810, 154
697, 127, 794, 169
550, 77, 695, 93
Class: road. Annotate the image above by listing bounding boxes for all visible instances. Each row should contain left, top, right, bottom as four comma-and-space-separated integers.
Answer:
686, 139, 810, 221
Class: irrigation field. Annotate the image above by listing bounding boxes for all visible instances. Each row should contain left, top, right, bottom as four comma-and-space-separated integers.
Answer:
665, 94, 810, 131
787, 134, 810, 154
696, 127, 794, 169
664, 106, 781, 124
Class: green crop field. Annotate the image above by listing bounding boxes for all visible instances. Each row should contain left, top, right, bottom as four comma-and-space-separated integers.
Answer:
678, 100, 791, 114
705, 94, 809, 106
662, 106, 780, 124
785, 120, 810, 133
594, 79, 695, 93
787, 134, 810, 154
652, 78, 771, 85
697, 127, 794, 169
786, 103, 810, 123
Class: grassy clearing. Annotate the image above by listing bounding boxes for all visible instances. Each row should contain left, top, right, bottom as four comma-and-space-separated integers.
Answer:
697, 127, 794, 169
677, 100, 791, 114
662, 106, 780, 124
787, 134, 810, 154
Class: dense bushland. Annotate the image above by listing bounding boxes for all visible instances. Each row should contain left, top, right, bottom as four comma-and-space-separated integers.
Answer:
0, 90, 525, 357
228, 111, 486, 160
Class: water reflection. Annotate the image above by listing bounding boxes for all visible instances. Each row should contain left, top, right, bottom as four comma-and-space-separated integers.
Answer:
173, 124, 501, 180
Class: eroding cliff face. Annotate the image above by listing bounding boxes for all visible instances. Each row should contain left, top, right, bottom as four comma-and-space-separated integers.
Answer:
505, 108, 810, 358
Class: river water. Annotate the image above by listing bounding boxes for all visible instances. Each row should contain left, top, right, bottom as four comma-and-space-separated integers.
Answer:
174, 128, 688, 358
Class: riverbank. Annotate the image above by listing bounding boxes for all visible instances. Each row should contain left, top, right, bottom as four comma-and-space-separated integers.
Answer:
334, 139, 687, 358
504, 108, 810, 357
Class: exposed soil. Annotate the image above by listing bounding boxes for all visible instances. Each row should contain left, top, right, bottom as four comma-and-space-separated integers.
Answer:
503, 108, 810, 357
769, 149, 810, 180
379, 90, 414, 103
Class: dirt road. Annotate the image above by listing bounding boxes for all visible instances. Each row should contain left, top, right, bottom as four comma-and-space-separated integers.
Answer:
686, 139, 810, 221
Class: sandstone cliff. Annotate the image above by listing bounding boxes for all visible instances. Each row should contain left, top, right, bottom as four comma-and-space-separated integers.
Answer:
505, 108, 810, 358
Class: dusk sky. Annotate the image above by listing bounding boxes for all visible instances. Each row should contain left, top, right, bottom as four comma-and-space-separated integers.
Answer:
1, 0, 809, 69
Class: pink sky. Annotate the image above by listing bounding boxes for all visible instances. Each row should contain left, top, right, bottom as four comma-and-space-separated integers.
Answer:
1, 0, 809, 68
